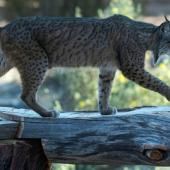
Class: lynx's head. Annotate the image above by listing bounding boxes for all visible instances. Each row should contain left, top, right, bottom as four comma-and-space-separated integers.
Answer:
151, 16, 170, 64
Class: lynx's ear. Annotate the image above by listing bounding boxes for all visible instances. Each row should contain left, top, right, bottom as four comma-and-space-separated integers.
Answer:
159, 17, 170, 33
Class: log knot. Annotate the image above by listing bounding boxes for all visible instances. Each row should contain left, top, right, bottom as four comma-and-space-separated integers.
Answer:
144, 149, 167, 161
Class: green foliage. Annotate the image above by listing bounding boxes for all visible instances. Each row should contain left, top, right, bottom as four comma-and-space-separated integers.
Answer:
39, 69, 98, 111
52, 164, 75, 170
98, 0, 141, 18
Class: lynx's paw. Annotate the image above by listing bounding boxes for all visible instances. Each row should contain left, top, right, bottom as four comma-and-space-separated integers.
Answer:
43, 110, 60, 118
100, 107, 117, 115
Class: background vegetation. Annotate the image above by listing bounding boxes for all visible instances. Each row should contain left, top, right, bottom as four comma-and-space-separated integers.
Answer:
0, 0, 170, 170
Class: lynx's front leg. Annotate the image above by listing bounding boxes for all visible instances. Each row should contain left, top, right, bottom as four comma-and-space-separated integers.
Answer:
120, 56, 170, 100
98, 68, 117, 115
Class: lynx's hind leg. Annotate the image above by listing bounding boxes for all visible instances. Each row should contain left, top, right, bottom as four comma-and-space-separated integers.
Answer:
98, 67, 117, 115
14, 42, 58, 117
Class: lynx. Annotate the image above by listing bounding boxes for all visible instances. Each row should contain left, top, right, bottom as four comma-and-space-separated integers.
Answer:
0, 15, 170, 117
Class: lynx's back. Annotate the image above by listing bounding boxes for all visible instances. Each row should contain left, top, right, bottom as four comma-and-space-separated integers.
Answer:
1, 16, 126, 68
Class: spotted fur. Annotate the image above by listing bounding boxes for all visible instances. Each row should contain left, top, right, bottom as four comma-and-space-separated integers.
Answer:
0, 15, 169, 117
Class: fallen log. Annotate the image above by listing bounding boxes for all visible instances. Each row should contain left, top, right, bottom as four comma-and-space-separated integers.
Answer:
0, 106, 170, 167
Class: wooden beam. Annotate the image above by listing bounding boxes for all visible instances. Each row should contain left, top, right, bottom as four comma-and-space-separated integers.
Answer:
0, 118, 18, 139
0, 140, 50, 170
0, 106, 170, 166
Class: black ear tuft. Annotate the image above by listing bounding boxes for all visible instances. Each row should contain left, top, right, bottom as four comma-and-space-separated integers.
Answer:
154, 53, 159, 64
164, 15, 169, 22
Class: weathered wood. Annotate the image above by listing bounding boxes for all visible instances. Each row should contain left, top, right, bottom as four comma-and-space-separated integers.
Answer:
0, 141, 13, 169
0, 106, 170, 166
40, 107, 170, 166
0, 140, 50, 170
0, 118, 18, 139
